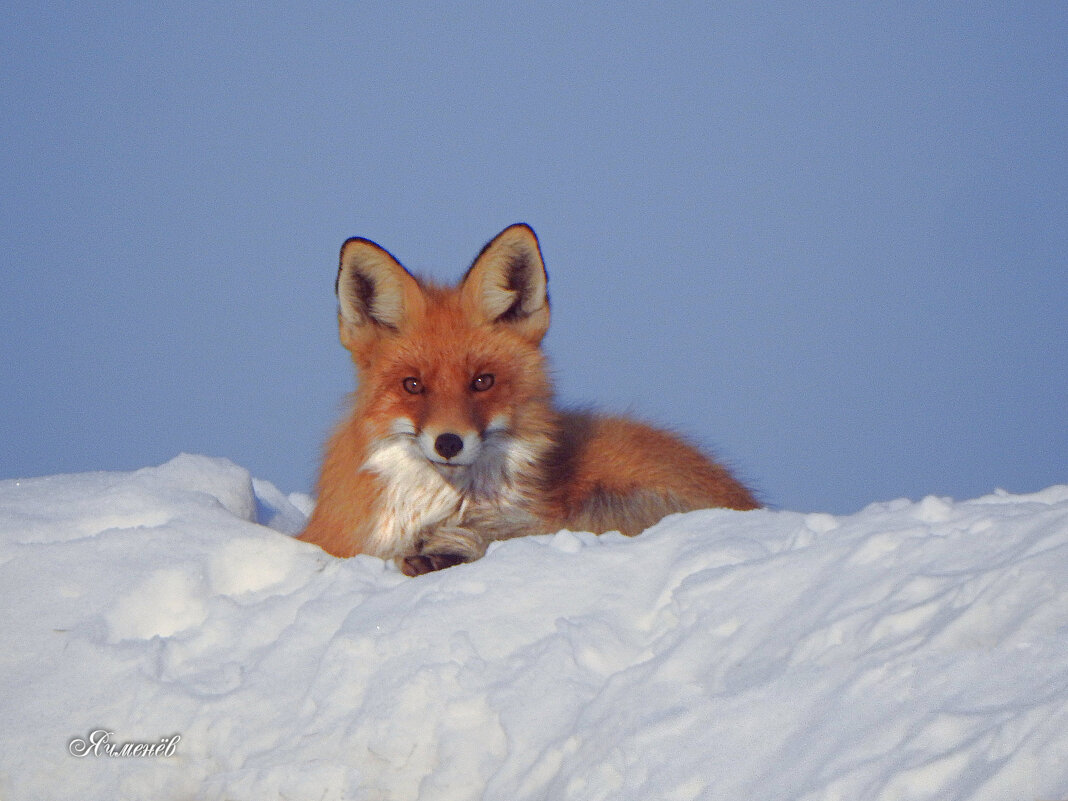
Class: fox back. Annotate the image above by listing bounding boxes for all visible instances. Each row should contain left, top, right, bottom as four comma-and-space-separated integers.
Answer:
299, 224, 758, 573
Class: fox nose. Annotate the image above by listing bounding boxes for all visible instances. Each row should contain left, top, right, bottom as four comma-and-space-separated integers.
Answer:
434, 433, 464, 460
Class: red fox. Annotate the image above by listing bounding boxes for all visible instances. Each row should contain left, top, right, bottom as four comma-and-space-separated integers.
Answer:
299, 224, 758, 575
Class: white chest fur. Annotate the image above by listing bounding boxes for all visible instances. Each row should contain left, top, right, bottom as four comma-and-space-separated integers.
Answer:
362, 439, 465, 558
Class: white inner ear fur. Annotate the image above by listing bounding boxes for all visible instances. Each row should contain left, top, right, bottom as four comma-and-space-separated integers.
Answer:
479, 280, 518, 321
480, 241, 547, 319
463, 226, 548, 325
338, 241, 411, 329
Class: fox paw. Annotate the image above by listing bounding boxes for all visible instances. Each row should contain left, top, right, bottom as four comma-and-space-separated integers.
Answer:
399, 553, 468, 577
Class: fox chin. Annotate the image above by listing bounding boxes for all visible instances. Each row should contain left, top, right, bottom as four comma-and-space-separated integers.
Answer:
299, 223, 758, 575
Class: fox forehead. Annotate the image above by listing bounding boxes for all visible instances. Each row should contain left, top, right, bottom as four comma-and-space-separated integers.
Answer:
374, 304, 542, 379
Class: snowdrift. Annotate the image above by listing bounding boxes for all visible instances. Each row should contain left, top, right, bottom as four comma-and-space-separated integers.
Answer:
1, 454, 1066, 801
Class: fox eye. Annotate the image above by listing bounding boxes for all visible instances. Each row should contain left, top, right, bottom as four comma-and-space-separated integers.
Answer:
471, 373, 495, 392
402, 377, 424, 395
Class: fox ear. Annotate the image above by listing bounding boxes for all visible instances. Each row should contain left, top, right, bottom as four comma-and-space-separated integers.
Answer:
335, 238, 425, 353
461, 223, 550, 343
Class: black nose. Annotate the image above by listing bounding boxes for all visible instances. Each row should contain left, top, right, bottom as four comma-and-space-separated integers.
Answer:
434, 433, 464, 459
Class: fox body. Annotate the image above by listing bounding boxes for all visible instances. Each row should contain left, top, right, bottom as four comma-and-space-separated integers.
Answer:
299, 224, 758, 575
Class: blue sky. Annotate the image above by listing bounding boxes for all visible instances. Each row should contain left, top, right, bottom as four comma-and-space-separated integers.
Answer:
2, 3, 1065, 514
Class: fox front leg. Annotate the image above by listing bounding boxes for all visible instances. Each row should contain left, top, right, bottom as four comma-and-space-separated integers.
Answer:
399, 505, 553, 576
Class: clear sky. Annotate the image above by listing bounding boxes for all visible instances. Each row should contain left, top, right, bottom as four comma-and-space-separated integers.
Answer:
2, 3, 1065, 514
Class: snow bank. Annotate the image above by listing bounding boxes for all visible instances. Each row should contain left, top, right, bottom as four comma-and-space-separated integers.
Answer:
1, 454, 1066, 801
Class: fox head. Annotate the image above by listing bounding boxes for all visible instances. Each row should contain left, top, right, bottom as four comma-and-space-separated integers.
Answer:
334, 224, 556, 495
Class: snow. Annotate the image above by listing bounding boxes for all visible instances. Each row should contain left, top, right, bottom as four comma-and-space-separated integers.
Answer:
1, 454, 1067, 801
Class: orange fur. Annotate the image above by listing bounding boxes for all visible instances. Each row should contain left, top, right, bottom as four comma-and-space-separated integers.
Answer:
299, 224, 758, 574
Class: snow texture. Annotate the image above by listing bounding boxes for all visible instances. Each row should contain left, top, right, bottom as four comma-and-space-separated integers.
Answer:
1, 454, 1066, 801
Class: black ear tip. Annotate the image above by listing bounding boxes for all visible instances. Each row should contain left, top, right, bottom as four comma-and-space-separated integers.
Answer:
339, 237, 381, 261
